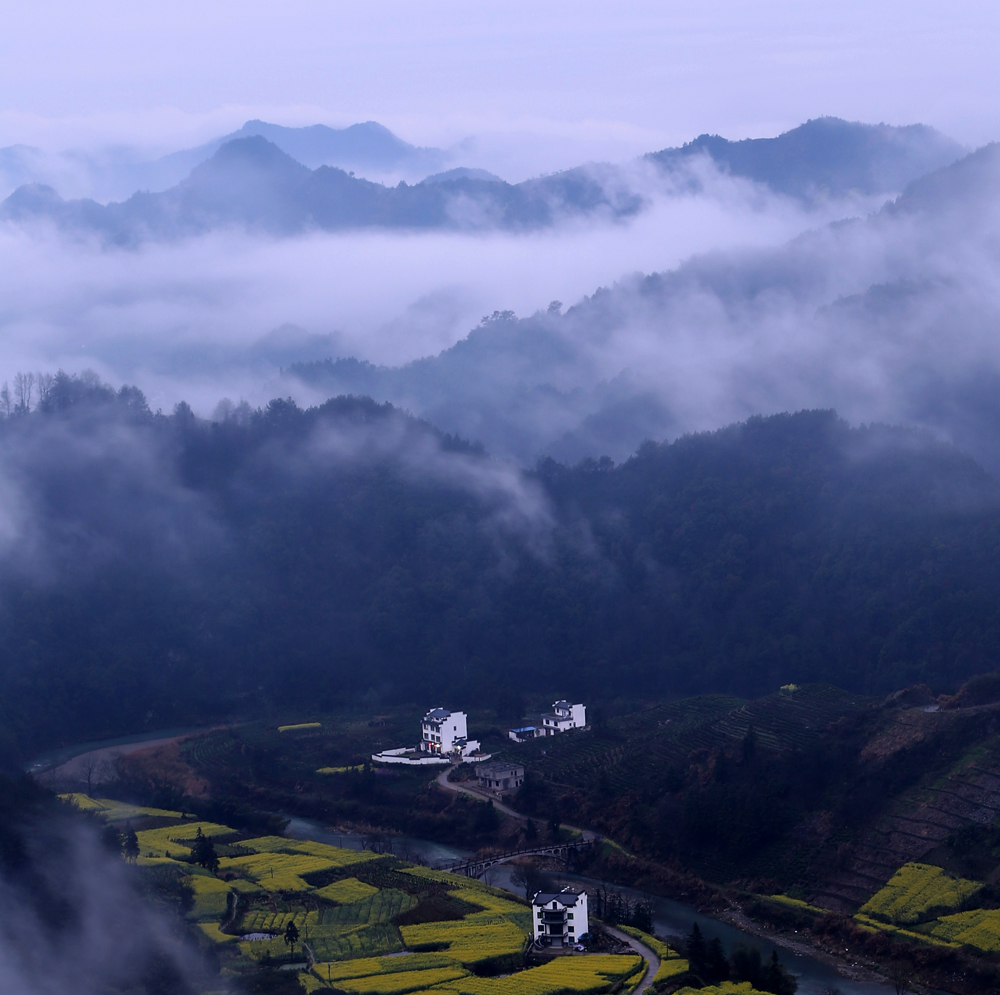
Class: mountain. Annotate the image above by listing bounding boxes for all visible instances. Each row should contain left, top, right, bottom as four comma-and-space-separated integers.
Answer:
3, 386, 1000, 760
649, 117, 965, 198
0, 136, 645, 240
0, 119, 452, 202
0, 117, 968, 238
147, 119, 451, 188
288, 139, 1000, 470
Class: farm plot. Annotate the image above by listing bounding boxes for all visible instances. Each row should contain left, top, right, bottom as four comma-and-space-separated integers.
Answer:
136, 822, 235, 858
399, 916, 528, 966
924, 909, 1000, 951
429, 953, 643, 995
311, 954, 458, 983
219, 851, 343, 891
60, 795, 183, 821
859, 863, 981, 924
316, 877, 380, 904
187, 874, 234, 919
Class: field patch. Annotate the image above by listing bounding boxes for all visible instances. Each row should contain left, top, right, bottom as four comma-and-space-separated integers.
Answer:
860, 863, 981, 924
315, 877, 380, 904
429, 953, 642, 994
924, 908, 1000, 951
59, 794, 183, 821
136, 821, 235, 858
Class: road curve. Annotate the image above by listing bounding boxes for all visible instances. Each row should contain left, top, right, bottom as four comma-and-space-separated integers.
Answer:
434, 766, 597, 840
604, 925, 660, 994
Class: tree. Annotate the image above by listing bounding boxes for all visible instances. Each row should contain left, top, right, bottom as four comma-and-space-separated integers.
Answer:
525, 819, 538, 842
80, 755, 100, 798
123, 822, 139, 863
13, 372, 35, 413
890, 961, 911, 995
0, 383, 11, 416
36, 372, 54, 406
706, 937, 729, 983
100, 824, 123, 856
191, 827, 219, 872
510, 862, 550, 901
283, 920, 300, 960
686, 923, 707, 976
764, 949, 798, 995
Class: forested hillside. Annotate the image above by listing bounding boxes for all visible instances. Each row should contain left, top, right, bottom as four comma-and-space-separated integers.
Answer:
3, 374, 1000, 763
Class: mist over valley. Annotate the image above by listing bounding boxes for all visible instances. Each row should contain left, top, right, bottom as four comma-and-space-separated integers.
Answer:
5, 6, 1000, 993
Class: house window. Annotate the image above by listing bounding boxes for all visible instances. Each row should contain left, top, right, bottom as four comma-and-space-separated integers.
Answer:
568, 913, 573, 919
569, 925, 574, 932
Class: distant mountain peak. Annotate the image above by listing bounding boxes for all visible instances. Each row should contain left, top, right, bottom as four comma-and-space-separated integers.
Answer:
650, 117, 966, 198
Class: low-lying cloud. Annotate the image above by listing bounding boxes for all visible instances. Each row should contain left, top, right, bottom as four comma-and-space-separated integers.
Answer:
0, 161, 883, 418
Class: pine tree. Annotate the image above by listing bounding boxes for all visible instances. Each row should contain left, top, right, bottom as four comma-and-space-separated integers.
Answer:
284, 920, 300, 960
191, 827, 219, 872
686, 922, 708, 975
123, 822, 139, 863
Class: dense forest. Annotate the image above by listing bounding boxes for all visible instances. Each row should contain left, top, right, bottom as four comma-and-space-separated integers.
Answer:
3, 371, 1000, 762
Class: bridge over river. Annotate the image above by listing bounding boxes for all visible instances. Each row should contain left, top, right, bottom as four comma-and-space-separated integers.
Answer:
442, 839, 594, 878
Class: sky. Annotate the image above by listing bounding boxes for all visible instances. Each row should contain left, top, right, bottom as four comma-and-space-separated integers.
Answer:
2, 2, 1000, 174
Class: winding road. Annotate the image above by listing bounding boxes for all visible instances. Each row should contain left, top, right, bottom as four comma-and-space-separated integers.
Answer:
604, 926, 660, 994
435, 765, 660, 991
433, 766, 597, 840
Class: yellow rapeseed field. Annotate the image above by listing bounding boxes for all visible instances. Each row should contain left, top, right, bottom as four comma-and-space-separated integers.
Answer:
185, 874, 233, 919
860, 863, 981, 924
428, 953, 642, 995
315, 877, 380, 904
60, 795, 183, 821
278, 722, 322, 732
399, 918, 526, 965
335, 966, 470, 993
218, 851, 340, 891
311, 953, 458, 982
136, 822, 235, 858
926, 909, 1000, 951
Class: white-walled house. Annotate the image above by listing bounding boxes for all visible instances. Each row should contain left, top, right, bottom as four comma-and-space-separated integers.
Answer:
532, 887, 588, 946
420, 707, 480, 757
509, 700, 586, 742
371, 706, 486, 765
541, 701, 586, 736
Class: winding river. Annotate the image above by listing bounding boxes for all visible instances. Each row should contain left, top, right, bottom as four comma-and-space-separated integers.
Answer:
30, 733, 895, 995
285, 816, 892, 995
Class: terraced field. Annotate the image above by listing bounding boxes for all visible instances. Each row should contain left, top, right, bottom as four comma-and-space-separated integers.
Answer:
81, 802, 655, 993
511, 686, 875, 799
808, 709, 1000, 911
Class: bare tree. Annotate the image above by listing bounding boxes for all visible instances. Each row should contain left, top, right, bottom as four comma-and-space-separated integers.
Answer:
13, 372, 35, 413
891, 962, 912, 995
0, 383, 11, 417
36, 372, 53, 406
79, 755, 100, 798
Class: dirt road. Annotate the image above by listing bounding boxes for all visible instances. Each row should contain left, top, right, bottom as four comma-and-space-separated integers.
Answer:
604, 926, 660, 994
434, 766, 597, 841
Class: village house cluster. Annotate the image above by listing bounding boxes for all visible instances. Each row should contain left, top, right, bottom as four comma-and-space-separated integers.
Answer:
508, 700, 587, 742
371, 698, 586, 766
